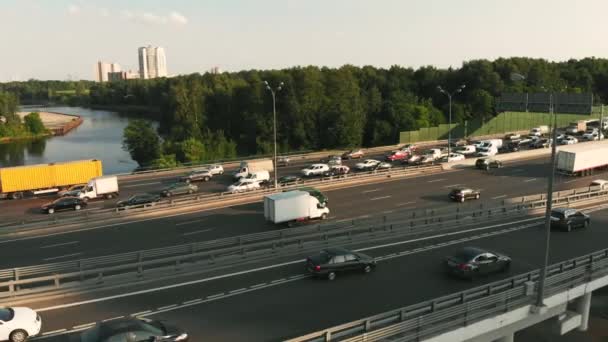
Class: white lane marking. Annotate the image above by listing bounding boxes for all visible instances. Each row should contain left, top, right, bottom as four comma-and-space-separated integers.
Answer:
102, 316, 124, 322
564, 179, 578, 184
35, 216, 542, 314
251, 283, 267, 288
72, 323, 95, 330
492, 195, 507, 200
427, 178, 447, 183
370, 196, 391, 201
442, 184, 462, 188
122, 182, 161, 188
183, 298, 203, 305
362, 189, 380, 194
382, 210, 394, 214
396, 201, 416, 206
182, 228, 214, 236
43, 252, 82, 262
175, 218, 207, 226
229, 288, 247, 294
40, 241, 79, 249
41, 329, 67, 336
131, 310, 151, 316
157, 304, 177, 310
524, 178, 537, 183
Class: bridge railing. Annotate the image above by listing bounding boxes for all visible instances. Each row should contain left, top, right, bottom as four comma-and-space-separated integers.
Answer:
0, 186, 606, 298
285, 246, 608, 342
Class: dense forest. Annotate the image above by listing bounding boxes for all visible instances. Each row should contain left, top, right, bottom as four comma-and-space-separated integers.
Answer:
3, 57, 608, 166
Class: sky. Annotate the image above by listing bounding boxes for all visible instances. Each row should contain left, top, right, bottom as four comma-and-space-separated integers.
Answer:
1, 0, 607, 81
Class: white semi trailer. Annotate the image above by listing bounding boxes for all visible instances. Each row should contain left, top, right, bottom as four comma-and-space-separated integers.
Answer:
556, 140, 608, 176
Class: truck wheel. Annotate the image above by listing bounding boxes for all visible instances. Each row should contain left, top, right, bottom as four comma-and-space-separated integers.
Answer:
48, 208, 55, 214
287, 221, 295, 228
460, 197, 465, 203
83, 197, 89, 203
204, 176, 210, 182
475, 193, 480, 199
75, 204, 81, 211
10, 192, 23, 200
363, 265, 372, 273
106, 193, 113, 199
321, 213, 328, 220
327, 272, 336, 281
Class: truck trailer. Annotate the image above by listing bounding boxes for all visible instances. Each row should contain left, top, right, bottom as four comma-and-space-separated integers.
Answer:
264, 190, 329, 227
234, 159, 274, 180
556, 140, 608, 176
0, 159, 103, 199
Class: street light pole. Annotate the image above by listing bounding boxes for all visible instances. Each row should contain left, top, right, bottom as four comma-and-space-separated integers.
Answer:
264, 81, 283, 190
437, 85, 466, 158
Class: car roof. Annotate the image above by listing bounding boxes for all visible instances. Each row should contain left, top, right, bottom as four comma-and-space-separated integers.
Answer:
456, 247, 487, 258
552, 207, 575, 214
322, 247, 352, 256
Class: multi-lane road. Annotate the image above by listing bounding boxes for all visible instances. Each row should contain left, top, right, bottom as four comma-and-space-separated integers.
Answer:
1, 155, 606, 268
31, 204, 608, 341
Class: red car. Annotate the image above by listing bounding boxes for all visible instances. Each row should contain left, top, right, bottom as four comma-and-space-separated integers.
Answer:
386, 151, 409, 162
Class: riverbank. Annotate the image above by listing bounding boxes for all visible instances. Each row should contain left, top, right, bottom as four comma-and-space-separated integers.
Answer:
89, 104, 161, 117
17, 111, 83, 136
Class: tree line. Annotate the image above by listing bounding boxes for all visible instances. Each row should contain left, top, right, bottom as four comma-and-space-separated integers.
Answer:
0, 92, 47, 138
4, 57, 608, 166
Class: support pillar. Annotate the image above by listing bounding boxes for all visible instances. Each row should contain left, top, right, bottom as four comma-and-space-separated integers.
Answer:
577, 292, 592, 331
493, 333, 514, 342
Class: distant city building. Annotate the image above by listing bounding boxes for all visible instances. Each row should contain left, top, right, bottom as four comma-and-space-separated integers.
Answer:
138, 46, 167, 79
209, 66, 222, 74
94, 61, 121, 82
108, 70, 140, 82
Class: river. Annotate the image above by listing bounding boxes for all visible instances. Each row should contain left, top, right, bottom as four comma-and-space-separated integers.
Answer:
0, 106, 155, 175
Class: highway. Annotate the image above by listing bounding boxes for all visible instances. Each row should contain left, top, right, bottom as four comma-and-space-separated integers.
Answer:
31, 205, 608, 342
1, 155, 607, 268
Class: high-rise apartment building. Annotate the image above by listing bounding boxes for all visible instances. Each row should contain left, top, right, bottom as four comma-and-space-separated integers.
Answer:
94, 61, 121, 82
138, 46, 167, 79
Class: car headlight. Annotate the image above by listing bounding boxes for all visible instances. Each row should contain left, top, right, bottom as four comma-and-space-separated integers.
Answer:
175, 333, 188, 341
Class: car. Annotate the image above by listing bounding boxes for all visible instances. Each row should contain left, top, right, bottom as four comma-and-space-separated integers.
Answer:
355, 159, 381, 171
455, 145, 477, 156
445, 247, 511, 279
498, 142, 519, 153
449, 188, 480, 202
386, 151, 409, 162
160, 183, 198, 197
582, 131, 604, 141
0, 307, 41, 342
442, 153, 465, 162
323, 155, 342, 166
278, 175, 301, 185
530, 127, 545, 136
590, 179, 608, 189
399, 144, 417, 153
374, 162, 392, 170
227, 179, 260, 193
306, 247, 376, 280
298, 187, 328, 206
180, 169, 212, 183
116, 194, 160, 208
475, 158, 502, 170
341, 149, 364, 160
323, 165, 350, 177
277, 156, 291, 167
560, 136, 578, 145
301, 163, 330, 177
41, 197, 88, 214
566, 126, 579, 134
77, 317, 188, 342
550, 208, 590, 232
205, 164, 224, 175
58, 184, 86, 197
504, 133, 521, 140
529, 138, 552, 149
404, 154, 422, 164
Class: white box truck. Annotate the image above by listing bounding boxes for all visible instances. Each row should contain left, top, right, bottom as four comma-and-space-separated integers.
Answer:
264, 190, 330, 227
556, 140, 608, 176
234, 159, 274, 180
77, 176, 120, 200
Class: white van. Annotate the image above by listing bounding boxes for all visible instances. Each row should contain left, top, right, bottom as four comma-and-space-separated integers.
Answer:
245, 170, 270, 182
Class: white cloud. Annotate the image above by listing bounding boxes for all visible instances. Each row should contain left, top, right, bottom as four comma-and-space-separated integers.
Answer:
67, 4, 80, 15
120, 10, 188, 26
169, 11, 188, 25
99, 8, 110, 17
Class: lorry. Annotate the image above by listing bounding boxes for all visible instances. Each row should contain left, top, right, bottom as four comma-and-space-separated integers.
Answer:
263, 190, 330, 227
0, 159, 103, 199
233, 159, 274, 180
565, 120, 587, 134
76, 176, 120, 200
556, 140, 608, 176
530, 125, 550, 136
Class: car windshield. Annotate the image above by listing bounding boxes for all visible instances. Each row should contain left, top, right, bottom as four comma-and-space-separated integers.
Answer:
451, 249, 481, 263
551, 211, 566, 219
69, 185, 84, 191
0, 308, 14, 321
450, 189, 463, 194
317, 250, 333, 263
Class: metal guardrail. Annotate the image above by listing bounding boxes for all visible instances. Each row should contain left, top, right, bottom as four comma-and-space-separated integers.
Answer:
0, 164, 443, 230
1, 186, 606, 298
287, 237, 608, 342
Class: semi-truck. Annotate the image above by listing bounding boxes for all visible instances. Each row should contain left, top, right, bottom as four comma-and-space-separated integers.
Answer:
234, 159, 274, 180
0, 159, 103, 199
556, 140, 608, 176
264, 190, 330, 227
76, 176, 120, 200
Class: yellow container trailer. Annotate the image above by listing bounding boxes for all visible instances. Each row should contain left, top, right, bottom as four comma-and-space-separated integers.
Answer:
0, 160, 103, 199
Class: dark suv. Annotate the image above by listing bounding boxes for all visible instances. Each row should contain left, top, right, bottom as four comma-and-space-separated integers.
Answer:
550, 208, 590, 232
449, 188, 480, 202
306, 247, 376, 280
475, 158, 502, 170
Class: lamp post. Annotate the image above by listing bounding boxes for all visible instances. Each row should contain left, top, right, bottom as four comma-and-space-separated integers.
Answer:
437, 85, 466, 159
264, 81, 283, 190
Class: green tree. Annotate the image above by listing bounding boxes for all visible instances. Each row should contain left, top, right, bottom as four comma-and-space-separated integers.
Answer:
23, 112, 46, 134
122, 119, 160, 167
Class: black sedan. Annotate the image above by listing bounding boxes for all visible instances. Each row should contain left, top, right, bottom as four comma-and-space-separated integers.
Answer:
41, 197, 87, 214
306, 247, 376, 280
445, 247, 511, 279
76, 317, 188, 342
448, 188, 480, 202
278, 175, 301, 185
550, 208, 590, 232
116, 194, 161, 208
